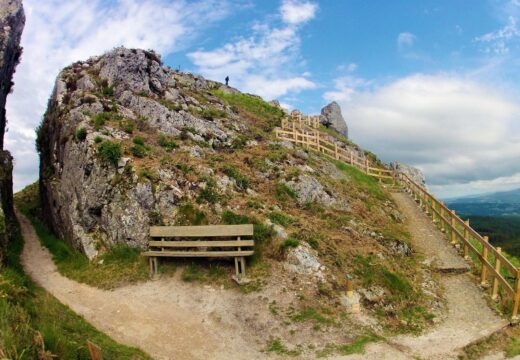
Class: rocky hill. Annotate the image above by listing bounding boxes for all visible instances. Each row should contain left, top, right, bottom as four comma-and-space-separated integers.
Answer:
36, 47, 441, 342
0, 0, 24, 263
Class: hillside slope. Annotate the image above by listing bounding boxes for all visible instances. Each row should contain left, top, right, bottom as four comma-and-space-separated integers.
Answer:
32, 47, 446, 353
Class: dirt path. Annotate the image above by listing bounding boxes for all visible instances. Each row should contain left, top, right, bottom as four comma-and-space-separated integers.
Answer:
342, 193, 508, 360
18, 190, 510, 360
17, 209, 262, 360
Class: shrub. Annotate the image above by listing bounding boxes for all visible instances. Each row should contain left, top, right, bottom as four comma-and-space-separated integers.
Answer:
75, 127, 87, 141
176, 204, 207, 225
133, 137, 145, 146
97, 140, 121, 166
268, 211, 293, 227
197, 177, 219, 204
138, 167, 155, 181
93, 112, 111, 130
131, 144, 148, 158
222, 211, 275, 246
275, 182, 297, 201
280, 238, 299, 249
176, 163, 192, 175
102, 86, 114, 97
121, 119, 135, 134
158, 134, 178, 151
94, 136, 103, 144
231, 134, 249, 149
222, 165, 250, 190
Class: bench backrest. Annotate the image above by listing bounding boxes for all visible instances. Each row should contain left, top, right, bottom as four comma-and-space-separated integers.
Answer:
149, 224, 254, 238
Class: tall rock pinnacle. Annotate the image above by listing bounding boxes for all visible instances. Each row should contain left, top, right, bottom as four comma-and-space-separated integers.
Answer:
320, 101, 348, 138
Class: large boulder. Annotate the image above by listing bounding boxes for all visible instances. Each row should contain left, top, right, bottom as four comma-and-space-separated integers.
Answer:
320, 101, 348, 138
390, 162, 426, 187
0, 0, 24, 262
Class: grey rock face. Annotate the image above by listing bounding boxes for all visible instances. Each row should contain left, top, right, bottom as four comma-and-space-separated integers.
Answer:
390, 162, 426, 187
0, 0, 24, 262
285, 174, 340, 208
320, 101, 348, 138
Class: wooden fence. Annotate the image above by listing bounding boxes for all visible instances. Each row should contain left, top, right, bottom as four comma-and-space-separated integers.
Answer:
399, 173, 520, 320
275, 119, 396, 180
276, 113, 520, 321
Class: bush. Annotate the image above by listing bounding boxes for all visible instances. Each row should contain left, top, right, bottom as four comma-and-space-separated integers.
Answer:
131, 144, 148, 158
93, 112, 111, 130
176, 204, 207, 225
97, 140, 121, 166
231, 134, 249, 149
197, 177, 219, 204
268, 211, 293, 227
158, 134, 178, 151
102, 86, 114, 97
275, 182, 297, 201
138, 167, 155, 181
121, 120, 135, 134
280, 238, 299, 249
94, 136, 103, 144
222, 165, 250, 190
75, 127, 87, 141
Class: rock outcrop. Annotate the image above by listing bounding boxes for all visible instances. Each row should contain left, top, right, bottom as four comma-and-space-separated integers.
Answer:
320, 101, 348, 138
0, 0, 24, 262
390, 162, 426, 187
38, 47, 249, 258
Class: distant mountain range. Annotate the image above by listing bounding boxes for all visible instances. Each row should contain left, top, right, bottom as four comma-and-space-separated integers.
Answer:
445, 188, 520, 216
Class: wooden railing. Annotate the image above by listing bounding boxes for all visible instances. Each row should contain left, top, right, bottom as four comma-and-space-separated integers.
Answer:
275, 119, 396, 180
400, 173, 520, 321
276, 113, 520, 321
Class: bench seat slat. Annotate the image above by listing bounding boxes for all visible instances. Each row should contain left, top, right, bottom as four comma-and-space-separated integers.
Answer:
142, 250, 255, 257
150, 224, 253, 238
149, 240, 254, 248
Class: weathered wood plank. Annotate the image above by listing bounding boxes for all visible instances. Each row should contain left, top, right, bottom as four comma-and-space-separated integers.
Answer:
142, 250, 255, 257
148, 240, 255, 247
150, 224, 254, 237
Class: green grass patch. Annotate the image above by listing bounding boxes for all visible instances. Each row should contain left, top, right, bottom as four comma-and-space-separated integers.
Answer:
332, 158, 388, 201
222, 165, 250, 190
75, 127, 87, 141
268, 211, 293, 227
280, 238, 300, 249
175, 203, 208, 226
97, 140, 121, 166
158, 134, 178, 151
265, 338, 301, 357
275, 182, 297, 201
0, 218, 150, 358
291, 307, 334, 325
337, 333, 382, 355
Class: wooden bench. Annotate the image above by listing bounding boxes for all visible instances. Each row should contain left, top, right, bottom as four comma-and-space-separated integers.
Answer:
142, 224, 254, 280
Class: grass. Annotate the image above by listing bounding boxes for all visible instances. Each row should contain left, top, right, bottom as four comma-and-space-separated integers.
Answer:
222, 164, 250, 190
97, 140, 121, 166
280, 238, 300, 249
265, 338, 301, 357
336, 333, 382, 355
268, 211, 294, 227
0, 219, 150, 359
75, 127, 87, 141
291, 307, 334, 325
275, 182, 297, 201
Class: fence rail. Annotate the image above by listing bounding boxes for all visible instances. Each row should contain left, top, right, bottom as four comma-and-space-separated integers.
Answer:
276, 113, 520, 321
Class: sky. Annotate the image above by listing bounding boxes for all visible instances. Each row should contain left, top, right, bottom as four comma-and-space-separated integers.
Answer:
5, 0, 520, 199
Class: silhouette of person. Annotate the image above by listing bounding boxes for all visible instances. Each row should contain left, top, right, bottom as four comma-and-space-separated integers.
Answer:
225, 76, 229, 86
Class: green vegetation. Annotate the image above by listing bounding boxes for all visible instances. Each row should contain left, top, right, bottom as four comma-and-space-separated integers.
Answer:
94, 135, 103, 144
97, 140, 121, 166
75, 127, 87, 141
102, 85, 114, 97
280, 238, 300, 249
265, 338, 301, 357
337, 333, 382, 355
0, 217, 150, 358
291, 307, 333, 325
231, 134, 249, 149
199, 106, 227, 120
120, 119, 135, 134
131, 137, 150, 158
275, 182, 297, 201
268, 211, 293, 227
222, 165, 250, 190
93, 112, 111, 130
461, 215, 520, 257
197, 177, 220, 204
181, 263, 206, 282
332, 158, 389, 201
175, 203, 208, 226
158, 134, 178, 151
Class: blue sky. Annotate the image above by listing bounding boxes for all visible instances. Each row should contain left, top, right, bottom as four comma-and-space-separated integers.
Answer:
6, 0, 520, 198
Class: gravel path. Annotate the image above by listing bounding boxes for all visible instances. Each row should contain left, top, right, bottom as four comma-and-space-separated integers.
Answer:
17, 191, 509, 360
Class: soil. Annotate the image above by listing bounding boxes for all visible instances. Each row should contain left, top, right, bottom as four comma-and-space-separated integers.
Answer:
17, 192, 511, 360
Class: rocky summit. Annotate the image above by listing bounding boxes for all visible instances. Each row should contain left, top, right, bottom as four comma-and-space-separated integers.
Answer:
320, 101, 348, 138
0, 0, 24, 262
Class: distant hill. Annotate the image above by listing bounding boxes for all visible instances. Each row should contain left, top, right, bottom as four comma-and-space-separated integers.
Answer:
446, 188, 520, 216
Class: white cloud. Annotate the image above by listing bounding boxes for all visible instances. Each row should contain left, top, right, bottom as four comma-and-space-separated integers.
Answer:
5, 0, 230, 191
475, 16, 520, 54
324, 74, 520, 198
397, 32, 416, 49
280, 0, 318, 25
188, 0, 317, 100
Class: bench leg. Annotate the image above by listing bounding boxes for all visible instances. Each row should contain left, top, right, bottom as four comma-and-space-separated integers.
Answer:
240, 256, 246, 277
234, 257, 240, 277
149, 257, 158, 278
149, 257, 154, 277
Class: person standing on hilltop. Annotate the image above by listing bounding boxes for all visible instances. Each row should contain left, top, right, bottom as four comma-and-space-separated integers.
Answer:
225, 76, 229, 86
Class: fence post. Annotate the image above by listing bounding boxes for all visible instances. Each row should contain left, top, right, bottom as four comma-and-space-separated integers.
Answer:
350, 152, 353, 165
316, 131, 320, 151
481, 236, 489, 285
492, 247, 502, 301
513, 271, 520, 321
334, 143, 338, 159
440, 204, 445, 232
450, 210, 457, 244
463, 220, 470, 259
365, 159, 369, 174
